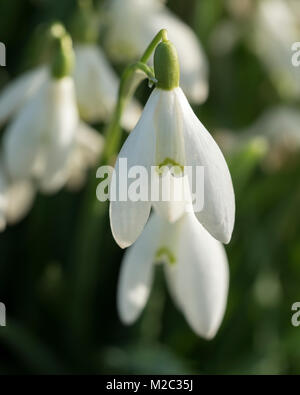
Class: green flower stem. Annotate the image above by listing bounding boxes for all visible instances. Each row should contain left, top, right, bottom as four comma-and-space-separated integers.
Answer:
68, 30, 168, 351
140, 28, 168, 63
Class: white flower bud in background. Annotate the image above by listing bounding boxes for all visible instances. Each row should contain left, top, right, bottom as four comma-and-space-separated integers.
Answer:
103, 0, 209, 104
117, 212, 229, 339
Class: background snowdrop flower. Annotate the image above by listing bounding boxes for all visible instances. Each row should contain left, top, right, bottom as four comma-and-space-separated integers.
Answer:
0, 163, 35, 231
103, 0, 209, 104
3, 32, 80, 194
117, 212, 229, 339
110, 40, 235, 248
73, 44, 141, 129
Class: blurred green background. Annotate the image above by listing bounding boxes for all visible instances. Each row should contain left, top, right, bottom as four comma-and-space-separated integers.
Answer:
0, 0, 300, 374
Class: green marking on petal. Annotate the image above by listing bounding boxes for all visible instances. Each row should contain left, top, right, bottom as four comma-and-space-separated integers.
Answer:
156, 157, 184, 175
155, 246, 176, 265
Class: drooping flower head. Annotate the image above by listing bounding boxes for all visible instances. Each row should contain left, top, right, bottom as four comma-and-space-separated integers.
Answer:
110, 37, 235, 248
3, 25, 79, 193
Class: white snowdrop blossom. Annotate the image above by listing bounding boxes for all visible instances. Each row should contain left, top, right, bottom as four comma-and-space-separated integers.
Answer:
73, 44, 141, 128
104, 0, 209, 103
117, 212, 229, 339
110, 86, 235, 248
3, 70, 79, 194
0, 58, 141, 131
0, 164, 35, 231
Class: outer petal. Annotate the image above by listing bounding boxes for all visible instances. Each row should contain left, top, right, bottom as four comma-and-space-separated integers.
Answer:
117, 213, 163, 324
39, 77, 78, 194
3, 78, 49, 180
109, 89, 160, 248
74, 44, 141, 129
175, 87, 235, 243
164, 213, 229, 339
0, 67, 47, 126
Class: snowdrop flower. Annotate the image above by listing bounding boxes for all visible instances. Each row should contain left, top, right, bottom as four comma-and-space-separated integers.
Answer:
250, 0, 300, 99
3, 30, 79, 194
0, 59, 140, 132
110, 40, 235, 248
103, 0, 209, 104
0, 163, 35, 231
118, 212, 229, 339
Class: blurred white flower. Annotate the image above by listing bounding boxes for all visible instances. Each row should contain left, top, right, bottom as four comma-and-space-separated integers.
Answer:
117, 212, 229, 339
0, 163, 35, 231
74, 44, 141, 128
110, 86, 235, 248
0, 67, 47, 127
66, 121, 104, 190
250, 0, 300, 99
104, 0, 209, 103
3, 71, 79, 194
0, 52, 141, 131
241, 106, 300, 169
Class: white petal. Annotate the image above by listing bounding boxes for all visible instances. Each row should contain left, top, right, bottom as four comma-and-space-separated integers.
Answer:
164, 213, 229, 339
175, 87, 235, 243
6, 179, 35, 224
74, 44, 141, 129
39, 77, 78, 194
117, 213, 163, 324
110, 89, 160, 248
0, 67, 47, 126
152, 170, 191, 223
3, 77, 50, 180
